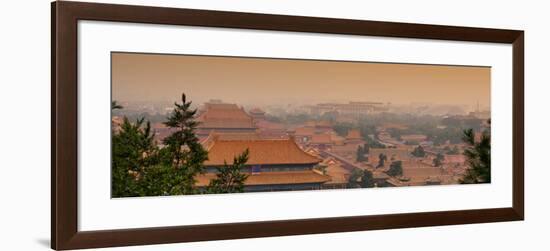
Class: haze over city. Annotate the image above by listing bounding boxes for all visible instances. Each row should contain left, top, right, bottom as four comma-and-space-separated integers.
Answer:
112, 52, 491, 109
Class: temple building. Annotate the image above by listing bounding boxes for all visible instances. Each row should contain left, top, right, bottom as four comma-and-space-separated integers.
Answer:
196, 103, 257, 138
255, 120, 288, 139
320, 157, 350, 189
345, 129, 364, 146
196, 137, 331, 192
310, 101, 389, 117
248, 108, 266, 120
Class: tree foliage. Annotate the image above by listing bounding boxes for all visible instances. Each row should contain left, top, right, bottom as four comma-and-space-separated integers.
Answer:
386, 161, 403, 177
361, 169, 375, 188
365, 136, 386, 149
111, 101, 123, 110
433, 153, 444, 167
348, 168, 375, 188
460, 128, 491, 184
111, 117, 158, 197
111, 94, 251, 197
314, 163, 328, 175
411, 145, 426, 157
376, 153, 387, 168
445, 145, 460, 155
333, 122, 354, 137
356, 145, 367, 162
159, 93, 209, 195
206, 149, 250, 194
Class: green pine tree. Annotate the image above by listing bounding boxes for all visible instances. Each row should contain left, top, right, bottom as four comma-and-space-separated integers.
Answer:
386, 160, 403, 177
206, 149, 250, 194
348, 168, 364, 188
111, 117, 158, 197
347, 168, 375, 188
376, 153, 387, 168
411, 145, 426, 157
460, 128, 491, 184
360, 169, 375, 188
433, 153, 444, 167
160, 93, 209, 195
111, 101, 123, 110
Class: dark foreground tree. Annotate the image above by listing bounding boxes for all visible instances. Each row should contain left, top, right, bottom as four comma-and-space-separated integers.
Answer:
111, 117, 158, 197
160, 93, 209, 195
111, 93, 213, 197
460, 128, 491, 184
386, 160, 403, 177
111, 101, 123, 110
207, 149, 250, 193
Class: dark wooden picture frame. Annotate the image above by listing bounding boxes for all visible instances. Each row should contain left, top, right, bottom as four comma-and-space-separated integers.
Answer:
52, 1, 524, 250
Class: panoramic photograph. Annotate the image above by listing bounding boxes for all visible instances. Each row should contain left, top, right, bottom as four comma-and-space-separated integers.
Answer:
111, 52, 491, 198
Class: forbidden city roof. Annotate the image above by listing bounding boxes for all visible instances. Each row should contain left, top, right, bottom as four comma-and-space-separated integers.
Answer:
310, 134, 332, 144
293, 126, 316, 136
204, 132, 261, 141
197, 103, 256, 129
195, 170, 331, 186
400, 134, 428, 142
345, 129, 362, 140
204, 138, 321, 166
248, 107, 265, 115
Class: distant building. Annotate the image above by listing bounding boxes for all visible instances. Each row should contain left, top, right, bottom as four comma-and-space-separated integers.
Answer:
330, 133, 346, 146
206, 99, 223, 104
249, 108, 266, 120
310, 101, 389, 117
291, 121, 336, 145
377, 123, 408, 131
369, 147, 412, 167
469, 110, 491, 120
345, 129, 364, 146
309, 134, 333, 149
425, 176, 442, 185
196, 137, 331, 192
202, 131, 261, 142
400, 134, 428, 143
469, 102, 491, 120
292, 126, 316, 143
321, 158, 350, 189
305, 120, 333, 129
345, 129, 362, 141
196, 103, 257, 137
255, 120, 288, 139
400, 160, 446, 186
372, 171, 392, 187
444, 154, 466, 167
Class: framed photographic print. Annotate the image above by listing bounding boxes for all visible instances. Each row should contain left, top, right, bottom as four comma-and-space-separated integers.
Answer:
51, 1, 524, 250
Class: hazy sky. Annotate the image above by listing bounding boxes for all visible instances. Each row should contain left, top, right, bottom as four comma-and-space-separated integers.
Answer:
112, 52, 491, 107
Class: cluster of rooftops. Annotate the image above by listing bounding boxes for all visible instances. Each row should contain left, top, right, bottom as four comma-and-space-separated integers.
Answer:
194, 103, 332, 191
